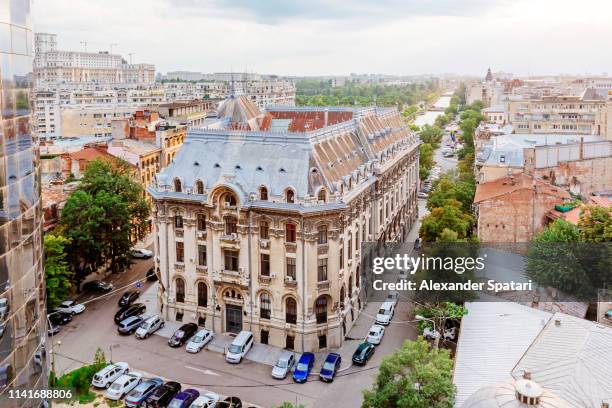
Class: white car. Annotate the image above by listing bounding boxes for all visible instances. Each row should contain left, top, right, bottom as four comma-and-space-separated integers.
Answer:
91, 362, 129, 388
131, 248, 153, 259
186, 328, 214, 353
375, 301, 395, 326
386, 290, 400, 304
423, 326, 457, 342
366, 325, 385, 345
135, 314, 164, 339
417, 192, 429, 199
104, 372, 142, 400
271, 351, 295, 379
0, 297, 9, 319
190, 391, 220, 408
57, 300, 85, 315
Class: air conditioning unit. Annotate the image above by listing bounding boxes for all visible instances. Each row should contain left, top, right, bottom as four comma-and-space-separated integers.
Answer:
238, 267, 245, 273
197, 232, 205, 239
270, 273, 277, 278
260, 240, 269, 248
286, 276, 294, 282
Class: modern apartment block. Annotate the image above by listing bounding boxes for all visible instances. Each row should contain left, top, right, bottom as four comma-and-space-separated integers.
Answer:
0, 1, 48, 406
148, 95, 419, 352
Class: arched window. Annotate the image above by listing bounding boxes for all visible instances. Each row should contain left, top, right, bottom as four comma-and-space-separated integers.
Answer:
197, 282, 207, 307
174, 178, 182, 192
196, 180, 204, 195
340, 286, 346, 306
285, 189, 295, 203
260, 293, 271, 319
175, 278, 185, 303
286, 298, 297, 324
317, 188, 327, 203
285, 223, 296, 243
259, 186, 268, 201
224, 193, 237, 208
315, 296, 328, 324
348, 275, 353, 298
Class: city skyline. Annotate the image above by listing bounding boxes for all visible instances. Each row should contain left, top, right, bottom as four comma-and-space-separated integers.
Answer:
34, 0, 612, 77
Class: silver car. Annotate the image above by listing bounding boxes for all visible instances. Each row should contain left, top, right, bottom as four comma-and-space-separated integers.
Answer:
135, 314, 164, 339
271, 351, 295, 379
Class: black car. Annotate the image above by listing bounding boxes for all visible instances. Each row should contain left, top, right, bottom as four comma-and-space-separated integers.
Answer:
48, 310, 72, 325
168, 323, 198, 347
83, 280, 113, 293
146, 268, 158, 282
223, 397, 243, 408
118, 290, 140, 307
145, 381, 181, 408
352, 342, 375, 365
114, 303, 146, 324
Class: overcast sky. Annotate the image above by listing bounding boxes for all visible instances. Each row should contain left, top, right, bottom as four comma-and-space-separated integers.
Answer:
33, 0, 612, 77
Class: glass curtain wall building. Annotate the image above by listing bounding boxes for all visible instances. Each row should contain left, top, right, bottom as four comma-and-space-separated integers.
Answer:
0, 1, 47, 407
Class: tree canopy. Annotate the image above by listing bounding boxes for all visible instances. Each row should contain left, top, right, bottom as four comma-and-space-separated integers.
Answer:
60, 158, 150, 285
362, 338, 455, 408
44, 234, 73, 308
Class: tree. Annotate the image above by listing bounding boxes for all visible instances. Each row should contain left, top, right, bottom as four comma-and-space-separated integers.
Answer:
426, 178, 475, 214
44, 235, 74, 308
419, 144, 434, 181
418, 125, 444, 147
362, 338, 455, 408
414, 302, 468, 348
579, 205, 612, 242
419, 200, 474, 242
61, 158, 150, 285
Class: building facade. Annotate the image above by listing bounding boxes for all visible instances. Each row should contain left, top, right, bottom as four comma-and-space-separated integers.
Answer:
0, 1, 48, 406
148, 98, 419, 352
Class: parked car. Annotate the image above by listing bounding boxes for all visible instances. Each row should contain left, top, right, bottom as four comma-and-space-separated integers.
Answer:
168, 323, 198, 347
222, 396, 242, 408
145, 381, 181, 408
186, 328, 214, 353
91, 362, 130, 388
131, 248, 153, 259
225, 331, 254, 363
125, 377, 163, 407
168, 388, 200, 408
292, 352, 315, 383
271, 351, 295, 379
386, 291, 399, 304
48, 323, 60, 336
146, 267, 158, 281
366, 324, 385, 345
117, 316, 146, 335
57, 300, 85, 315
417, 192, 429, 199
48, 310, 72, 325
114, 303, 146, 324
414, 238, 422, 250
104, 372, 143, 400
190, 391, 220, 408
83, 280, 113, 293
423, 326, 457, 342
352, 342, 375, 365
375, 301, 395, 325
319, 353, 341, 382
118, 290, 140, 307
135, 314, 164, 339
0, 297, 9, 320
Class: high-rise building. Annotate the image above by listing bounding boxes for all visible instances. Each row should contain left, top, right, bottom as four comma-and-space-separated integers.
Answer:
0, 1, 48, 407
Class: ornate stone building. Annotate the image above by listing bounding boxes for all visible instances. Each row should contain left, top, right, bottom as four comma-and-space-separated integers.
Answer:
148, 96, 419, 352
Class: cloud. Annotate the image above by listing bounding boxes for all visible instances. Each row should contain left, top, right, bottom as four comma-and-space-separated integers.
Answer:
32, 0, 612, 76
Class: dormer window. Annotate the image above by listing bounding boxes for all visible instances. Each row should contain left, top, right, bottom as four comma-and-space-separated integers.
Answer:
174, 178, 182, 192
286, 189, 295, 204
317, 188, 327, 203
196, 180, 204, 195
259, 186, 268, 201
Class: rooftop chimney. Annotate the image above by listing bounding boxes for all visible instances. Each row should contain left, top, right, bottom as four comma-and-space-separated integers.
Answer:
523, 371, 532, 380
555, 319, 561, 327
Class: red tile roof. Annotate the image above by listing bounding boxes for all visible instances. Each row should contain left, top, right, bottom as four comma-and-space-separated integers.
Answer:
69, 147, 112, 162
474, 174, 570, 203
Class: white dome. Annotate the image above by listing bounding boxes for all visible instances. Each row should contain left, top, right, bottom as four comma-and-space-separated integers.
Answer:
461, 378, 570, 408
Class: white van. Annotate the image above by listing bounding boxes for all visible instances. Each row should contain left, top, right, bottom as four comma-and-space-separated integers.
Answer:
375, 301, 395, 326
225, 331, 254, 363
